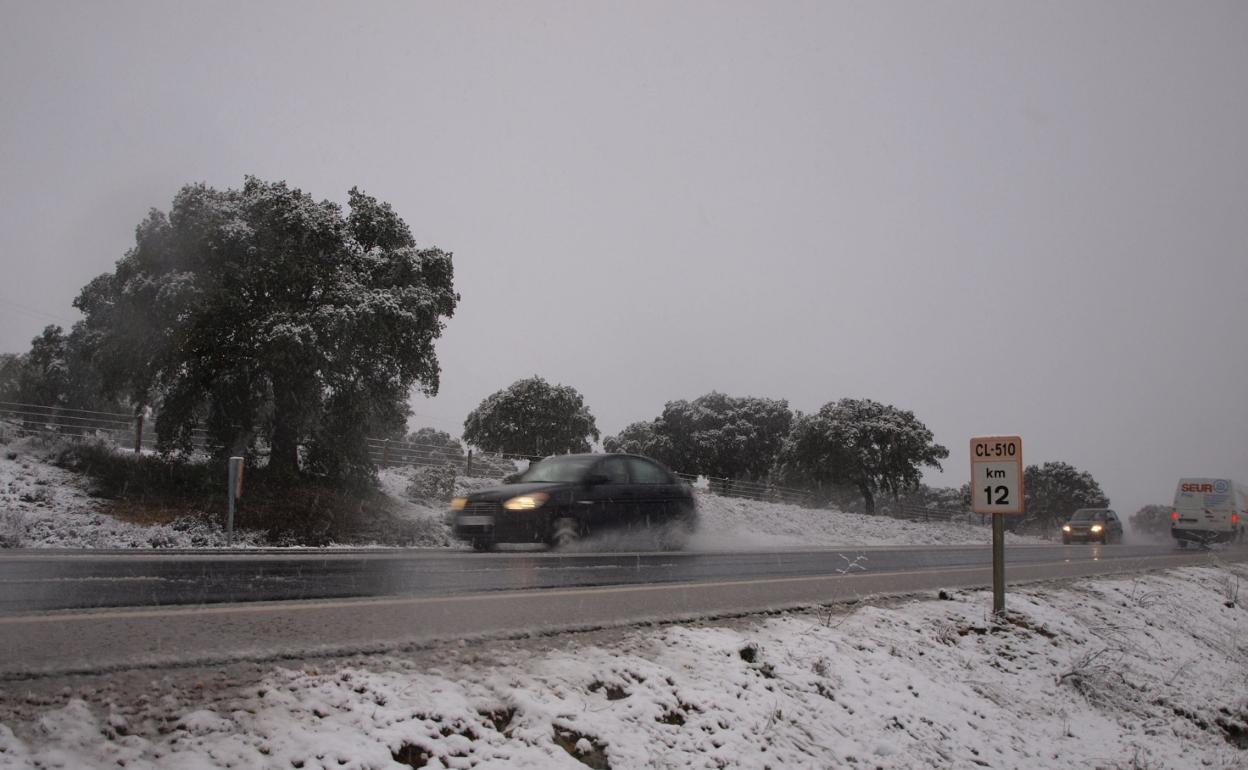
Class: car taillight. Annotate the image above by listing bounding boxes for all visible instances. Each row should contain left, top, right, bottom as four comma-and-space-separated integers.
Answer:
1171, 510, 1178, 523
1233, 512, 1239, 525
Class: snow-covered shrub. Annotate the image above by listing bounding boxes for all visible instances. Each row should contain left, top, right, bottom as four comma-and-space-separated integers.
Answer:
17, 486, 52, 505
405, 465, 458, 502
454, 475, 505, 496
0, 509, 26, 548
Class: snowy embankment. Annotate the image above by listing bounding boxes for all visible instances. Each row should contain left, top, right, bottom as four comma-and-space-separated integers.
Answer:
2, 430, 1035, 550
3, 563, 1245, 768
691, 492, 1046, 548
0, 434, 263, 549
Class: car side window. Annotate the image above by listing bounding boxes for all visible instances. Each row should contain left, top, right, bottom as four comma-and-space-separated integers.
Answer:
597, 457, 630, 484
627, 458, 669, 484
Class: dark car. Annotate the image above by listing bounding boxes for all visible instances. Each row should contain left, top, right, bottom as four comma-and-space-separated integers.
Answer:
1061, 508, 1123, 544
450, 453, 697, 551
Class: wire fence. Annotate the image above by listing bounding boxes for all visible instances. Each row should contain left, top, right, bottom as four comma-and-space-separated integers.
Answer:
673, 471, 814, 506
365, 437, 537, 479
884, 502, 984, 527
0, 400, 220, 453
0, 402, 532, 476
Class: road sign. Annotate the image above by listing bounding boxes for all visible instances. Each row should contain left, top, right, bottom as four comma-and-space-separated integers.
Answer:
970, 436, 1023, 514
970, 435, 1023, 617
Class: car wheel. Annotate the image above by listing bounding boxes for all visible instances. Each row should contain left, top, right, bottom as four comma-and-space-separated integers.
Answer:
551, 517, 579, 549
1177, 539, 1188, 550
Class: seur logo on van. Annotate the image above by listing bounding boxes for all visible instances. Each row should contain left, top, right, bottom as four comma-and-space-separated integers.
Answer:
1181, 483, 1215, 493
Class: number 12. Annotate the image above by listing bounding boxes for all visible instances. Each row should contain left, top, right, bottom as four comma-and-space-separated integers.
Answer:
984, 485, 1009, 505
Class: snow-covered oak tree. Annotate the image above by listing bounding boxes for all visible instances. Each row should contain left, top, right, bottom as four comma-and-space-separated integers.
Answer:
604, 393, 792, 480
462, 377, 599, 456
0, 325, 121, 415
660, 393, 793, 480
772, 398, 948, 513
1021, 461, 1109, 534
2, 327, 72, 409
403, 427, 466, 466
73, 177, 458, 484
0, 353, 18, 402
1130, 504, 1172, 538
603, 420, 678, 467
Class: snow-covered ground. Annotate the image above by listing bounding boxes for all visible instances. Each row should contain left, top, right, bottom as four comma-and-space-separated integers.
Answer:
2, 563, 1244, 769
692, 492, 1046, 548
2, 431, 1039, 550
0, 431, 264, 549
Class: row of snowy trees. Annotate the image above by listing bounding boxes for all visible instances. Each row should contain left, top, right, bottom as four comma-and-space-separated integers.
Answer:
457, 377, 948, 514
458, 376, 1123, 525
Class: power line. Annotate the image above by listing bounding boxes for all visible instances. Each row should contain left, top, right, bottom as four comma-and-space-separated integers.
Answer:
0, 294, 76, 327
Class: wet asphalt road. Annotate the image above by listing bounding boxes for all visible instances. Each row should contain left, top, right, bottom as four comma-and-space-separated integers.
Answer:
0, 542, 1198, 614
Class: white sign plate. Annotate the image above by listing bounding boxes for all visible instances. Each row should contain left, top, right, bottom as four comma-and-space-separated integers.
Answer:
970, 435, 1024, 514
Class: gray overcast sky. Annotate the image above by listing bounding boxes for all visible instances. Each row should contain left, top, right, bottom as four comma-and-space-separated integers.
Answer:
2, 1, 1246, 515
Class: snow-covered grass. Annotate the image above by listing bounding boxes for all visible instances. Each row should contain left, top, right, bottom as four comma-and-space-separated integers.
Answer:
0, 430, 265, 549
3, 431, 1039, 551
2, 563, 1245, 768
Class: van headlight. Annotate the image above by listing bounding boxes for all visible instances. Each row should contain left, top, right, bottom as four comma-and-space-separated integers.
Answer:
503, 493, 549, 511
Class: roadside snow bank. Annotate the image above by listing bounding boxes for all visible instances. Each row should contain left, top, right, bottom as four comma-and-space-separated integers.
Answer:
2, 563, 1245, 768
693, 490, 1047, 547
374, 468, 511, 548
0, 433, 264, 549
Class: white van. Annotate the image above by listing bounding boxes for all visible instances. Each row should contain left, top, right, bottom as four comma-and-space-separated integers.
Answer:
1171, 478, 1247, 547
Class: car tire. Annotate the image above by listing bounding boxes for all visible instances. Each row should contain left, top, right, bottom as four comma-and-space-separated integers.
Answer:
1177, 539, 1188, 550
551, 517, 579, 549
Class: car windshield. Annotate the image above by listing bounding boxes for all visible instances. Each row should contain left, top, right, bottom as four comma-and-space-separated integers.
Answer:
515, 456, 598, 483
1071, 510, 1102, 521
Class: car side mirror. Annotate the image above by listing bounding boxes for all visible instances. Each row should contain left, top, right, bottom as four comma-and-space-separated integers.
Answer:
585, 473, 610, 486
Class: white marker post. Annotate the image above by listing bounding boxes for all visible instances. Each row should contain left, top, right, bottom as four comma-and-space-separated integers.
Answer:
227, 456, 245, 547
969, 436, 1023, 616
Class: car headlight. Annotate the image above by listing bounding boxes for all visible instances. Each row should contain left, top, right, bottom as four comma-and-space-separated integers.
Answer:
1090, 524, 1103, 532
450, 497, 467, 511
503, 493, 549, 511
1062, 524, 1071, 532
